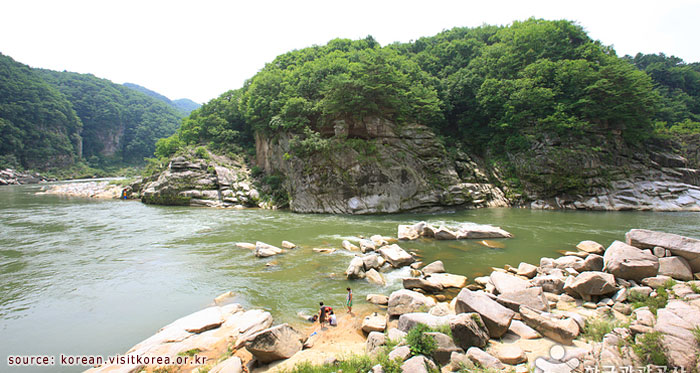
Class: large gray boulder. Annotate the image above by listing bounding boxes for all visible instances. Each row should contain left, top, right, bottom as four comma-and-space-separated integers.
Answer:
626, 229, 700, 272
359, 239, 376, 253
425, 332, 463, 366
365, 269, 386, 286
563, 271, 617, 300
244, 323, 304, 363
497, 287, 549, 312
449, 313, 490, 349
397, 313, 451, 332
398, 224, 421, 241
489, 271, 530, 294
362, 254, 386, 271
454, 289, 514, 338
403, 277, 443, 293
654, 300, 700, 370
603, 240, 659, 281
345, 257, 366, 279
426, 273, 468, 289
658, 256, 694, 281
519, 306, 579, 345
378, 244, 415, 268
388, 289, 436, 316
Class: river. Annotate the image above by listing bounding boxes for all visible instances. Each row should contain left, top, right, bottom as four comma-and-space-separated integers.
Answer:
1, 182, 699, 371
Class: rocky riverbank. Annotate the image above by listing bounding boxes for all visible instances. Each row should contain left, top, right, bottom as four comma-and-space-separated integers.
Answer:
85, 225, 700, 372
0, 168, 54, 185
37, 181, 125, 199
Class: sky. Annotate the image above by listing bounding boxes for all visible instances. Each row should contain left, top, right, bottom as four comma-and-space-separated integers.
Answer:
1, 0, 698, 104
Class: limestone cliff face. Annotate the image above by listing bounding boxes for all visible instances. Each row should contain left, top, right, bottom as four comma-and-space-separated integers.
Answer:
138, 150, 260, 208
255, 117, 509, 214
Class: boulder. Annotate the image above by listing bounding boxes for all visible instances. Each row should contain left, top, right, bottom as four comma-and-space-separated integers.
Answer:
366, 331, 385, 355
235, 242, 256, 250
456, 223, 513, 239
518, 306, 579, 345
603, 240, 659, 281
345, 257, 366, 279
530, 275, 565, 294
388, 345, 411, 362
654, 300, 700, 370
493, 344, 527, 365
426, 332, 463, 366
625, 229, 700, 272
398, 313, 450, 332
362, 313, 387, 333
572, 254, 604, 272
564, 271, 617, 300
224, 309, 274, 345
489, 271, 530, 294
403, 277, 443, 293
454, 289, 515, 338
576, 240, 605, 255
342, 240, 359, 251
434, 226, 459, 240
387, 328, 407, 342
366, 294, 389, 305
658, 256, 694, 281
214, 291, 235, 305
497, 287, 549, 312
398, 224, 421, 241
244, 323, 304, 363
428, 303, 452, 317
167, 306, 223, 334
516, 262, 538, 278
209, 357, 243, 373
507, 319, 541, 339
359, 239, 376, 253
388, 289, 436, 316
363, 254, 386, 270
370, 234, 389, 247
449, 313, 490, 349
426, 273, 468, 289
641, 275, 673, 288
422, 260, 445, 274
255, 241, 283, 258
281, 240, 296, 249
378, 244, 415, 268
401, 355, 437, 373
366, 269, 386, 286
466, 347, 505, 370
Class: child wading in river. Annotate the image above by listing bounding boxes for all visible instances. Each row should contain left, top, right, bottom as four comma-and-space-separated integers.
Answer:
346, 287, 353, 314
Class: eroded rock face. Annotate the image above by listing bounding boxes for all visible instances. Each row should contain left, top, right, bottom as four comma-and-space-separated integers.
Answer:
255, 118, 509, 214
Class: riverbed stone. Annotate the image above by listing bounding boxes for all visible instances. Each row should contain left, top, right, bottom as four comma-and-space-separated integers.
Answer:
342, 240, 359, 251
454, 288, 514, 338
493, 344, 527, 365
604, 240, 659, 281
403, 277, 443, 293
422, 260, 445, 274
626, 229, 700, 272
401, 355, 437, 373
428, 302, 452, 317
516, 262, 538, 278
362, 313, 387, 333
658, 256, 694, 281
530, 275, 565, 294
398, 312, 451, 332
236, 242, 256, 250
508, 319, 542, 339
466, 347, 505, 369
366, 293, 389, 305
398, 224, 421, 241
362, 254, 385, 270
388, 345, 411, 362
426, 332, 463, 366
449, 313, 490, 349
281, 240, 296, 249
654, 300, 700, 370
359, 239, 376, 253
489, 271, 530, 294
244, 323, 304, 363
388, 289, 436, 316
366, 331, 385, 355
641, 275, 673, 288
370, 234, 389, 247
366, 269, 386, 286
378, 244, 415, 268
576, 240, 605, 255
345, 257, 366, 279
255, 241, 283, 258
457, 223, 513, 239
574, 254, 604, 272
564, 271, 618, 300
426, 273, 468, 289
497, 286, 549, 312
519, 306, 579, 345
209, 357, 242, 373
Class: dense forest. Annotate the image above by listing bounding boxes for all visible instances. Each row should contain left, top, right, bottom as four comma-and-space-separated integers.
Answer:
157, 19, 699, 169
0, 53, 188, 171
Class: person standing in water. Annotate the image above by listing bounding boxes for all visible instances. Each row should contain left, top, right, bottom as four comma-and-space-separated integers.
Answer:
346, 287, 353, 314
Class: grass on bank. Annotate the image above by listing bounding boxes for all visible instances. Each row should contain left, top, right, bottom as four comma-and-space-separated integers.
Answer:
628, 279, 676, 315
581, 317, 629, 342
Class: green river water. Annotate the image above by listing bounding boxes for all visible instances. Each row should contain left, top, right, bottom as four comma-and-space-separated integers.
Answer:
1, 181, 699, 371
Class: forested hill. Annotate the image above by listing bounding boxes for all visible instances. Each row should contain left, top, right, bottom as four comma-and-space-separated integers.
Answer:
153, 18, 700, 211
0, 52, 184, 170
123, 82, 201, 116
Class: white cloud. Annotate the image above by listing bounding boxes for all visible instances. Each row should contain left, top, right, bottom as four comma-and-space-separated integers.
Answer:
1, 0, 698, 104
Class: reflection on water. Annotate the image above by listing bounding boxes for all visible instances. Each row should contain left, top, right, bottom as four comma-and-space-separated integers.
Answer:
1, 183, 699, 371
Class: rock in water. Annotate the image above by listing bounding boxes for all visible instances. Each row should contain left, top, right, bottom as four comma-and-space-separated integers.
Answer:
341, 240, 359, 251
576, 240, 605, 255
255, 241, 283, 258
422, 260, 446, 274
426, 273, 468, 289
366, 269, 386, 286
403, 277, 443, 293
378, 244, 415, 268
454, 288, 514, 338
244, 324, 304, 363
359, 239, 376, 253
398, 224, 421, 240
345, 257, 366, 279
603, 241, 659, 281
281, 240, 296, 249
456, 223, 513, 239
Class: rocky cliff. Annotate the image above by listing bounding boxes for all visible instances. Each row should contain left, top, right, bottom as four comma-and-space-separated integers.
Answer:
255, 117, 509, 214
137, 149, 261, 208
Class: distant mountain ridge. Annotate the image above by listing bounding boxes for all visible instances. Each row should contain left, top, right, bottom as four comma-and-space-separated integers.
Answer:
123, 83, 200, 116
